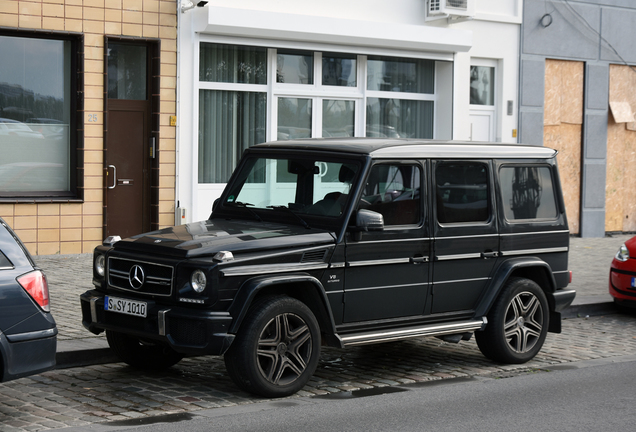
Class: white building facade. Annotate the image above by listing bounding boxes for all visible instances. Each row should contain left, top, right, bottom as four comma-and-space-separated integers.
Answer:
176, 0, 522, 223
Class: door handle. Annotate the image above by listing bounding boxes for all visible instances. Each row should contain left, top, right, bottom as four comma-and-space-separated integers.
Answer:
480, 251, 499, 259
410, 256, 428, 264
108, 165, 117, 189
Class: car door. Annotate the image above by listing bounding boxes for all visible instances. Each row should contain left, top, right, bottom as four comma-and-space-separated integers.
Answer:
431, 160, 500, 314
343, 161, 431, 322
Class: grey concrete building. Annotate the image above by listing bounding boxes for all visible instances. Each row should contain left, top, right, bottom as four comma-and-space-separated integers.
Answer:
520, 0, 636, 237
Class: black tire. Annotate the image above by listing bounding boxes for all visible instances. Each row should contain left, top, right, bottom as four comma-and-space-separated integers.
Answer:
106, 330, 183, 370
224, 296, 321, 398
475, 277, 549, 364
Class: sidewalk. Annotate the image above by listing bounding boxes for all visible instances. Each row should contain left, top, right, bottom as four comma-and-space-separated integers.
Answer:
32, 233, 632, 370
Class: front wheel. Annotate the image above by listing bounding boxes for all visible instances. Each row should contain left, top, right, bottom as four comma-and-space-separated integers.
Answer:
224, 296, 321, 398
106, 330, 183, 370
476, 278, 549, 364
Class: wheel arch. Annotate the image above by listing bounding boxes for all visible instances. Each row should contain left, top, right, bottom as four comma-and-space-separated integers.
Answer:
227, 274, 339, 346
476, 257, 557, 319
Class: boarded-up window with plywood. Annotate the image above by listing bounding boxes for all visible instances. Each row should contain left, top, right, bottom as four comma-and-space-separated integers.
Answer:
606, 65, 636, 232
544, 59, 583, 235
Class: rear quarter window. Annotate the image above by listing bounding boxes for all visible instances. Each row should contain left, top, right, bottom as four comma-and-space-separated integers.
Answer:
499, 166, 557, 221
0, 250, 13, 270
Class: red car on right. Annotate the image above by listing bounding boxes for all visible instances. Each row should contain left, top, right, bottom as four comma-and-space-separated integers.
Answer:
610, 236, 636, 308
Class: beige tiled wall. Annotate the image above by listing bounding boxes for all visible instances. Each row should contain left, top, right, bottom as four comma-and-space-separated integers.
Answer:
0, 0, 178, 256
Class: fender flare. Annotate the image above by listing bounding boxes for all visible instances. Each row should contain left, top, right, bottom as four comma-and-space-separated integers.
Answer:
227, 273, 338, 339
475, 256, 557, 318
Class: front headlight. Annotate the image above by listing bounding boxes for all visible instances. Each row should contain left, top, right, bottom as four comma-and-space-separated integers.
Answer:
191, 269, 207, 293
95, 254, 106, 277
616, 244, 630, 262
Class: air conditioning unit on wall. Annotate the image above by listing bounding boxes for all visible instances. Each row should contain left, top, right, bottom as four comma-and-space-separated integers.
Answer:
427, 0, 475, 20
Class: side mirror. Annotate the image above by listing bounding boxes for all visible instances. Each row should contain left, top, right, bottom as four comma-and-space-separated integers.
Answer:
356, 209, 384, 232
351, 210, 383, 241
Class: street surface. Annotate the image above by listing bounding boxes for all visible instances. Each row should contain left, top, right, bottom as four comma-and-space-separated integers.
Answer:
1, 312, 636, 431
81, 355, 636, 432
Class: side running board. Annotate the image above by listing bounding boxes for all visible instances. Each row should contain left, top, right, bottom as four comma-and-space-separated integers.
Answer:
337, 318, 488, 348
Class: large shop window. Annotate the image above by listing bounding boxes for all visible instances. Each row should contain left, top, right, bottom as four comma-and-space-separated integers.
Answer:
198, 44, 267, 183
197, 43, 439, 184
0, 34, 77, 197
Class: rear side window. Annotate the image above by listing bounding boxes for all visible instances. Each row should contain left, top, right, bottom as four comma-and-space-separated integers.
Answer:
500, 166, 557, 221
435, 162, 490, 224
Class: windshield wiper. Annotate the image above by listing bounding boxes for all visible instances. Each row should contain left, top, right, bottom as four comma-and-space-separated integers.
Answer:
267, 205, 311, 229
225, 201, 262, 222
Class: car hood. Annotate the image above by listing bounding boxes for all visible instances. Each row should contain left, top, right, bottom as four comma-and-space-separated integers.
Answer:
112, 219, 337, 258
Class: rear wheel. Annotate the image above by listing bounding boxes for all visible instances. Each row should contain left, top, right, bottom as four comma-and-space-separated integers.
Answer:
476, 277, 549, 364
106, 330, 183, 370
224, 296, 321, 398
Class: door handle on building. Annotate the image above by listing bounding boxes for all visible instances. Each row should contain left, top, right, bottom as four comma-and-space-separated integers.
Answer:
108, 165, 117, 189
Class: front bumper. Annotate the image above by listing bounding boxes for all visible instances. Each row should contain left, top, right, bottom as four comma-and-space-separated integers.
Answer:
80, 290, 235, 356
609, 268, 636, 301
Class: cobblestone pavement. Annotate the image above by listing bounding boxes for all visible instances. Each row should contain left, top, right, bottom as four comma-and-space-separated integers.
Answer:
1, 313, 636, 431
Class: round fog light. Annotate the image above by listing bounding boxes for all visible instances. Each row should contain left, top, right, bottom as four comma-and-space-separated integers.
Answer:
191, 269, 207, 293
95, 255, 105, 277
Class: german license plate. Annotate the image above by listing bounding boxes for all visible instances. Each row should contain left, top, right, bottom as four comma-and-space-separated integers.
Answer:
105, 296, 147, 318
632, 277, 636, 288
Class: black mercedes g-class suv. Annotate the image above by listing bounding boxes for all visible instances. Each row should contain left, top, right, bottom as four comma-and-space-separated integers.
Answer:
81, 139, 575, 397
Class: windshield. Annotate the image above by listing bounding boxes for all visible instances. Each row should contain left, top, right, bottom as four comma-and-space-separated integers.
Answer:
221, 155, 361, 219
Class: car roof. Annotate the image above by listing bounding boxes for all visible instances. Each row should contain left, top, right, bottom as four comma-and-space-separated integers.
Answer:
251, 138, 558, 159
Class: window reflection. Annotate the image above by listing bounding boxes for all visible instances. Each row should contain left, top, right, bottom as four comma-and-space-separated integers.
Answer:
199, 43, 267, 84
436, 163, 489, 224
470, 66, 494, 106
277, 50, 313, 84
367, 57, 434, 94
500, 166, 557, 220
322, 54, 356, 87
359, 164, 421, 226
323, 100, 354, 137
108, 43, 147, 100
0, 35, 71, 193
366, 98, 433, 139
278, 98, 312, 140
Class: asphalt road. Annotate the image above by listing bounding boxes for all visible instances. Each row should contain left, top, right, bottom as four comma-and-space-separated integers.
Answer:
62, 354, 636, 432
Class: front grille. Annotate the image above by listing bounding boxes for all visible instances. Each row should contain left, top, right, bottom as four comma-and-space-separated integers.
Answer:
108, 257, 174, 296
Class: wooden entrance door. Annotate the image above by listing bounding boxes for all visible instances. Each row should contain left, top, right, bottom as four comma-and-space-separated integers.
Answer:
104, 39, 155, 239
105, 100, 150, 238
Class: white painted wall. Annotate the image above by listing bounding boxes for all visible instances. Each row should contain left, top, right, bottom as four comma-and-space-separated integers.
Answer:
176, 0, 522, 223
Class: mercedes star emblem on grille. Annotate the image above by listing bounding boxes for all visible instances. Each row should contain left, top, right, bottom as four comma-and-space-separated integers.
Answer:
129, 265, 145, 289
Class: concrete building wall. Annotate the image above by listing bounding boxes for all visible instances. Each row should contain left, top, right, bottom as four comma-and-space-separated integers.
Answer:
520, 0, 636, 237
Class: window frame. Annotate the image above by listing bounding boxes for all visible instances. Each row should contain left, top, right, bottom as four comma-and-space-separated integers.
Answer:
0, 29, 83, 202
195, 41, 443, 185
433, 160, 493, 226
358, 161, 424, 228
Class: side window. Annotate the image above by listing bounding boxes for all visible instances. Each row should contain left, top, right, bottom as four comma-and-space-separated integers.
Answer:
0, 251, 13, 270
436, 162, 489, 224
359, 164, 421, 226
500, 166, 558, 221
